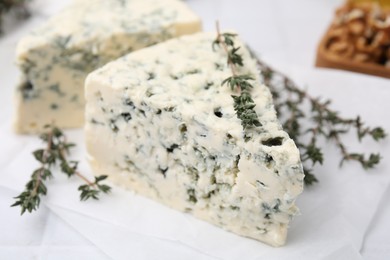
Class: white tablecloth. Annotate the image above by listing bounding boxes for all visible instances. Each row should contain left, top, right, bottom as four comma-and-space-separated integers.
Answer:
1, 0, 389, 259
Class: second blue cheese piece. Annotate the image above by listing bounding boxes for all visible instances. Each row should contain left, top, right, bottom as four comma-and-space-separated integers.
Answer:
15, 0, 201, 133
85, 32, 304, 247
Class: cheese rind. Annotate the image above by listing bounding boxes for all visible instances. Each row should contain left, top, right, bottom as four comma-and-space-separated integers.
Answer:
14, 0, 201, 133
85, 32, 304, 246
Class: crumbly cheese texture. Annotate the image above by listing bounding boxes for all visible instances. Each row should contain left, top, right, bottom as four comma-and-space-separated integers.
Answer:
85, 32, 304, 247
14, 0, 201, 134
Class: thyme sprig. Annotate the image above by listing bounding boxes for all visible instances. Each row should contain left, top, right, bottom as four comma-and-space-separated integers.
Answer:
11, 125, 111, 215
0, 0, 30, 34
254, 55, 386, 185
213, 23, 261, 130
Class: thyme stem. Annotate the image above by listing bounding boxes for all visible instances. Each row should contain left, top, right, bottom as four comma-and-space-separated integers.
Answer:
57, 142, 96, 187
215, 21, 238, 77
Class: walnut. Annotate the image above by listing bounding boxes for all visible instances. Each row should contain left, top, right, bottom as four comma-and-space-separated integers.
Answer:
348, 20, 365, 35
346, 8, 365, 22
372, 30, 390, 47
324, 2, 390, 66
353, 52, 371, 62
329, 40, 348, 53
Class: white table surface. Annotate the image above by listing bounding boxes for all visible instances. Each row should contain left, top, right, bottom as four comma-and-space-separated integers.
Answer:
1, 0, 389, 259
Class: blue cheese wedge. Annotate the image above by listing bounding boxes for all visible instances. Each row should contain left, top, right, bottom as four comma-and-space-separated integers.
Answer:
14, 0, 201, 133
85, 32, 304, 247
